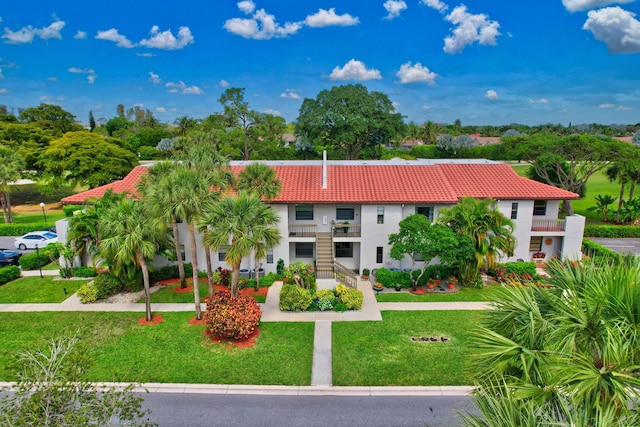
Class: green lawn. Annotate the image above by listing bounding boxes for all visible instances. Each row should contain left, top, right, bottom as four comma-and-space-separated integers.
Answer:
0, 312, 314, 385
2, 210, 67, 225
0, 276, 87, 303
376, 285, 502, 302
333, 311, 484, 386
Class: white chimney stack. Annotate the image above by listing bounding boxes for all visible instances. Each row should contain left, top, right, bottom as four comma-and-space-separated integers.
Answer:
322, 150, 327, 189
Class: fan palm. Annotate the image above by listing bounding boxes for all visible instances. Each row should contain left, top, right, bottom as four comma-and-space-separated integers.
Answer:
98, 197, 166, 321
199, 193, 280, 297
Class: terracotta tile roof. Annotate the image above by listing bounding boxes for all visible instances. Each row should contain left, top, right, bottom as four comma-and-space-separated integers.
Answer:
62, 161, 578, 205
60, 165, 149, 204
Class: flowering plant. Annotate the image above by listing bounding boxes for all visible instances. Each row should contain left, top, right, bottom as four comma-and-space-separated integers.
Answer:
533, 251, 546, 258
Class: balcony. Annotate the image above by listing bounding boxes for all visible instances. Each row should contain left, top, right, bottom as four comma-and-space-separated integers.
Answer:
288, 224, 317, 237
332, 224, 361, 237
531, 219, 566, 232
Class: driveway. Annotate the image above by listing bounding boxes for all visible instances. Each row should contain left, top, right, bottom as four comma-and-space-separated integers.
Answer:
589, 238, 640, 255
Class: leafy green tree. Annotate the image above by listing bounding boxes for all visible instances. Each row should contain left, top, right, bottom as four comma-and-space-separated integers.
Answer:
0, 122, 55, 169
421, 120, 440, 144
39, 131, 138, 189
463, 258, 640, 426
508, 133, 627, 215
174, 115, 198, 136
88, 110, 96, 132
199, 193, 281, 297
606, 152, 640, 222
0, 146, 25, 223
586, 194, 617, 222
438, 197, 514, 284
389, 214, 474, 289
18, 103, 80, 135
99, 197, 167, 321
0, 335, 155, 426
295, 84, 404, 160
105, 116, 133, 138
219, 87, 256, 160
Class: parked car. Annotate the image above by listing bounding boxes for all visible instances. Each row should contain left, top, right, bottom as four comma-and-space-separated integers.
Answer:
14, 231, 58, 250
0, 249, 21, 266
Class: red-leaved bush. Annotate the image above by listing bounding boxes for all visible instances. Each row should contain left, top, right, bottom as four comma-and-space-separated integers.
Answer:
204, 290, 262, 340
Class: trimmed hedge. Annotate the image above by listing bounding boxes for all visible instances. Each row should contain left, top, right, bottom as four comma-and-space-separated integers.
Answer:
63, 204, 83, 217
0, 265, 20, 285
279, 284, 313, 311
0, 222, 50, 236
495, 262, 537, 277
374, 268, 411, 289
584, 225, 640, 238
72, 266, 97, 277
582, 239, 622, 262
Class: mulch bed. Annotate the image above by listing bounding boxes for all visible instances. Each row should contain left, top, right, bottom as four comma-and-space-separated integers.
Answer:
188, 316, 207, 325
137, 315, 165, 325
409, 288, 428, 295
206, 327, 261, 349
156, 278, 269, 298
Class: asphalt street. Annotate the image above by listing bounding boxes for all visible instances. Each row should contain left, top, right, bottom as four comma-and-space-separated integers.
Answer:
140, 393, 476, 427
589, 238, 640, 255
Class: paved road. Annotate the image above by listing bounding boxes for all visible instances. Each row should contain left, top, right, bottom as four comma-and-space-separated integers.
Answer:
589, 238, 640, 255
141, 393, 475, 427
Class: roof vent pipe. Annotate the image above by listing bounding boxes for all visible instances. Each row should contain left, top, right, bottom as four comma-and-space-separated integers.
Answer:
322, 150, 327, 189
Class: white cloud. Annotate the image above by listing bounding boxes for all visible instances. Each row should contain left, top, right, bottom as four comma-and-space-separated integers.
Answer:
280, 89, 301, 99
74, 30, 86, 39
264, 108, 282, 116
384, 1, 408, 20
562, 0, 634, 12
165, 81, 203, 94
136, 53, 156, 57
485, 89, 499, 99
156, 107, 167, 113
422, 105, 432, 109
599, 103, 615, 108
68, 67, 97, 84
2, 19, 65, 44
396, 62, 437, 84
224, 5, 302, 39
238, 0, 256, 14
0, 69, 3, 79
139, 26, 194, 50
421, 0, 449, 13
47, 76, 57, 82
392, 101, 400, 109
329, 59, 382, 81
443, 6, 501, 54
0, 88, 9, 94
583, 7, 640, 53
616, 105, 633, 110
220, 79, 230, 87
529, 98, 549, 104
95, 28, 134, 48
305, 8, 359, 27
149, 71, 161, 85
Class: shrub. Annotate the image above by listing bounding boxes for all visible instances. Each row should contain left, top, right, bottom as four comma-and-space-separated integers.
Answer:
18, 251, 50, 270
335, 283, 348, 297
316, 298, 334, 311
260, 272, 283, 287
71, 266, 97, 278
276, 258, 285, 275
584, 225, 640, 238
216, 267, 231, 287
339, 288, 364, 310
279, 284, 313, 311
77, 283, 98, 303
491, 262, 537, 277
0, 222, 50, 236
582, 239, 622, 262
315, 289, 336, 311
316, 289, 335, 300
362, 268, 370, 277
204, 290, 262, 340
334, 302, 348, 312
0, 265, 20, 285
374, 268, 412, 288
63, 204, 83, 217
93, 272, 123, 300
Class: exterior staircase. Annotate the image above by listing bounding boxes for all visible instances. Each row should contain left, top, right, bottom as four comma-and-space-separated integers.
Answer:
316, 232, 334, 279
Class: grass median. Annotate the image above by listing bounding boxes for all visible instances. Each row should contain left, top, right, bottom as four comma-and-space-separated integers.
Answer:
0, 312, 314, 385
332, 310, 484, 386
375, 285, 502, 302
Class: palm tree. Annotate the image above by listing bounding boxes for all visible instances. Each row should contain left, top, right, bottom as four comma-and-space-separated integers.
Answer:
99, 198, 167, 321
586, 194, 617, 222
0, 147, 25, 223
463, 258, 640, 425
137, 162, 188, 288
199, 193, 281, 297
438, 197, 514, 278
421, 120, 440, 144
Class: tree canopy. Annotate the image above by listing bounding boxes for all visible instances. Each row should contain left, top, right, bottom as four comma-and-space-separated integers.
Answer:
39, 131, 138, 189
295, 84, 404, 160
18, 103, 80, 135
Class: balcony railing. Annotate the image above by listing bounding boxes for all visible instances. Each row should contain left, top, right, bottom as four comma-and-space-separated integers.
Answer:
531, 220, 566, 232
331, 224, 362, 237
288, 225, 317, 237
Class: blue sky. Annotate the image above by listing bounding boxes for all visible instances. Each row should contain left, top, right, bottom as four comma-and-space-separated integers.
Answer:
1, 0, 639, 126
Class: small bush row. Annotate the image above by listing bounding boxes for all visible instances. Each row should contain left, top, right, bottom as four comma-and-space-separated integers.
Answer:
583, 225, 640, 238
63, 204, 83, 217
279, 283, 364, 312
0, 265, 20, 285
488, 262, 537, 279
148, 263, 210, 283
71, 266, 97, 277
204, 290, 262, 340
582, 239, 622, 262
0, 222, 50, 236
375, 265, 454, 288
18, 246, 60, 270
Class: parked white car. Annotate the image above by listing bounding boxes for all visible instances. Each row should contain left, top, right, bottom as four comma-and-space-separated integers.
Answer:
14, 231, 58, 250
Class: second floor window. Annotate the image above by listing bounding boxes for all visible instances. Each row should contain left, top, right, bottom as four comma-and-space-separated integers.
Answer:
511, 203, 518, 220
416, 206, 434, 222
377, 206, 384, 224
295, 204, 313, 220
533, 200, 547, 216
336, 205, 355, 221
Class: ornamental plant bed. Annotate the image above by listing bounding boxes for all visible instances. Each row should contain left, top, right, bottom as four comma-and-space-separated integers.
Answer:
206, 327, 261, 349
409, 288, 427, 295
137, 315, 165, 326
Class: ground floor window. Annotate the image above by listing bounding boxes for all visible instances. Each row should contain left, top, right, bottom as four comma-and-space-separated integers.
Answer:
218, 246, 229, 262
335, 242, 353, 258
295, 242, 314, 258
266, 248, 274, 264
376, 246, 383, 263
529, 236, 543, 252
179, 244, 186, 261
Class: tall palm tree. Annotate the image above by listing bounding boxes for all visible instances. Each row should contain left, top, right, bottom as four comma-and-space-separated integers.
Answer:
99, 198, 167, 321
438, 197, 515, 273
463, 258, 640, 425
0, 147, 25, 223
137, 162, 188, 288
199, 193, 281, 297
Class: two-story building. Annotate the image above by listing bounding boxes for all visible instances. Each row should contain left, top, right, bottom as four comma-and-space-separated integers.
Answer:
60, 158, 584, 276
